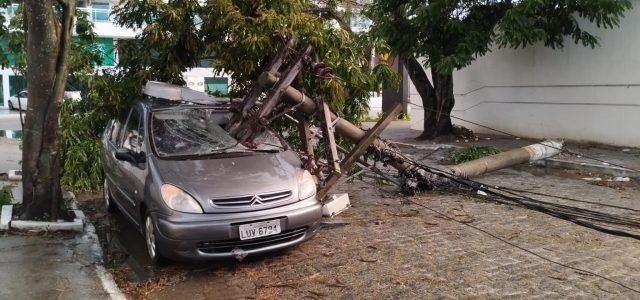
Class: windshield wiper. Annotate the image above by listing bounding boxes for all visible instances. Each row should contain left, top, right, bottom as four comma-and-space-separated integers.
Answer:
244, 148, 281, 153
172, 152, 254, 160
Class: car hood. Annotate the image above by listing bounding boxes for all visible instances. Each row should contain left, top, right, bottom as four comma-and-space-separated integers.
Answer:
152, 150, 304, 213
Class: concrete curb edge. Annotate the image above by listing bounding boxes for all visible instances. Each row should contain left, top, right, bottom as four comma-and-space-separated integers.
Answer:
71, 192, 127, 300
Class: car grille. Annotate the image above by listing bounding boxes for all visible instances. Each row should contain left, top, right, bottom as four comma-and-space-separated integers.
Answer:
197, 227, 307, 254
210, 190, 293, 208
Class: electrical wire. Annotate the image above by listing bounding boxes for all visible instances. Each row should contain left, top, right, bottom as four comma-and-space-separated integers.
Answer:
403, 99, 639, 173
272, 50, 640, 236
257, 43, 640, 292
305, 70, 640, 173
496, 186, 640, 213
400, 156, 640, 239
357, 178, 640, 295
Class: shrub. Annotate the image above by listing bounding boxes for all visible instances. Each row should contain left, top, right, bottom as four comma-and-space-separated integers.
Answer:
0, 184, 13, 206
448, 146, 500, 164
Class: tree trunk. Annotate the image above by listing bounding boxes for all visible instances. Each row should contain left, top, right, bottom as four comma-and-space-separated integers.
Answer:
402, 56, 454, 140
20, 0, 75, 220
430, 69, 455, 137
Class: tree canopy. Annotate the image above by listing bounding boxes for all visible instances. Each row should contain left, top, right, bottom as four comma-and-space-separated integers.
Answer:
366, 0, 632, 139
368, 0, 632, 74
113, 0, 397, 119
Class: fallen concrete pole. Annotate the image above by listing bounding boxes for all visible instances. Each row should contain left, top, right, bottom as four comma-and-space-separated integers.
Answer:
257, 70, 563, 191
257, 72, 416, 174
448, 141, 564, 178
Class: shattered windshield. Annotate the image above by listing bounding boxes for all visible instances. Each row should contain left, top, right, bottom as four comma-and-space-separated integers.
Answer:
151, 108, 284, 158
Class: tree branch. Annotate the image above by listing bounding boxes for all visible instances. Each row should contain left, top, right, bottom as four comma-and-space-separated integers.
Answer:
305, 5, 353, 34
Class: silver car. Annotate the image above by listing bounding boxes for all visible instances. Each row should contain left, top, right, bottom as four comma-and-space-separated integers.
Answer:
101, 100, 322, 264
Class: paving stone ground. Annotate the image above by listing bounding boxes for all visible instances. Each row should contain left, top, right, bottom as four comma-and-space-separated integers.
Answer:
146, 159, 640, 299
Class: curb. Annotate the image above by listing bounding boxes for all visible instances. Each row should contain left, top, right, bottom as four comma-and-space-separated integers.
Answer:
7, 170, 21, 181
3, 206, 84, 232
83, 208, 127, 300
0, 113, 21, 120
0, 205, 11, 230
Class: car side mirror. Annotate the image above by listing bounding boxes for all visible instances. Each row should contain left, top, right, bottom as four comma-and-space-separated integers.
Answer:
115, 148, 145, 164
115, 148, 137, 163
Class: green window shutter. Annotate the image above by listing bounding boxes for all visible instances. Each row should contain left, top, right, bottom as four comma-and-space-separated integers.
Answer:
97, 37, 115, 66
204, 77, 229, 95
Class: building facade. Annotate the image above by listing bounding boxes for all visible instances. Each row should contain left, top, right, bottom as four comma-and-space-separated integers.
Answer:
405, 2, 640, 147
0, 0, 229, 109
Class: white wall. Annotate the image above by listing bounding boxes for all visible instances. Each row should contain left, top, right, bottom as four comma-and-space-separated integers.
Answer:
409, 3, 640, 147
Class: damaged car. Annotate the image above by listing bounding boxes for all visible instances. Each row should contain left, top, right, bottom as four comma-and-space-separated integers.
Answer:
101, 82, 322, 264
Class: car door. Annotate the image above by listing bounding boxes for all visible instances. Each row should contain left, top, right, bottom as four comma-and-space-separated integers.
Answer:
102, 118, 128, 212
117, 105, 149, 225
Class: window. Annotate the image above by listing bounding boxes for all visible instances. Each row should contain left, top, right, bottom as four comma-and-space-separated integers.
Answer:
151, 108, 238, 157
121, 107, 144, 153
91, 2, 110, 22
204, 77, 229, 95
107, 120, 123, 145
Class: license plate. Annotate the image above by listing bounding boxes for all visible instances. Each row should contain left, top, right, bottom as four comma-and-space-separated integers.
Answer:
239, 220, 281, 240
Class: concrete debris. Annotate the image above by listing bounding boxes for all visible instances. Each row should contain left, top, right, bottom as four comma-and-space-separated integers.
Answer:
582, 177, 603, 181
613, 177, 630, 182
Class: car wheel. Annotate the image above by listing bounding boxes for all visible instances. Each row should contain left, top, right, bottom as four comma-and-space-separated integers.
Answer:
144, 213, 168, 265
103, 179, 117, 213
7, 101, 13, 110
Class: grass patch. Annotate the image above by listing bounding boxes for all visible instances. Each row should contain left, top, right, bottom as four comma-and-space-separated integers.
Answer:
448, 146, 500, 164
0, 184, 14, 206
360, 112, 411, 122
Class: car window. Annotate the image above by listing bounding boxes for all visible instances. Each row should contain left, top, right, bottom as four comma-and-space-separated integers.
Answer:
151, 108, 285, 158
108, 120, 122, 145
18, 91, 27, 97
121, 107, 144, 153
151, 108, 244, 157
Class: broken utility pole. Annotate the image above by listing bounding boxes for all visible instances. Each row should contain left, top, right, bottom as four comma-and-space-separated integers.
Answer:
227, 39, 564, 201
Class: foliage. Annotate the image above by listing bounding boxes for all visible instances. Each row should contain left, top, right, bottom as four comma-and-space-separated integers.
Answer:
359, 111, 411, 122
366, 0, 631, 138
109, 0, 400, 175
114, 0, 398, 124
60, 72, 140, 191
0, 184, 13, 206
53, 0, 401, 191
0, 3, 126, 192
366, 0, 632, 74
448, 146, 499, 164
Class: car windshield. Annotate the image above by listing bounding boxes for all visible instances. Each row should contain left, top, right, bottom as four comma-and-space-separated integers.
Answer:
151, 108, 284, 158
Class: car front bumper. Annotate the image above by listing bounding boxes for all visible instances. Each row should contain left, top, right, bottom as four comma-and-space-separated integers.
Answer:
152, 197, 322, 261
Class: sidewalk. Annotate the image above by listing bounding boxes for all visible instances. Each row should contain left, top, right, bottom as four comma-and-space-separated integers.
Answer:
0, 233, 112, 300
376, 121, 640, 178
0, 134, 120, 300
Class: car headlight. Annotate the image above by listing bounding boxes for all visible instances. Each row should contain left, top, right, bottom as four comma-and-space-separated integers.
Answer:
298, 170, 317, 200
160, 184, 203, 214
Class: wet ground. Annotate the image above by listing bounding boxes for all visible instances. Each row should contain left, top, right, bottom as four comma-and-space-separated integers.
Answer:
77, 153, 640, 299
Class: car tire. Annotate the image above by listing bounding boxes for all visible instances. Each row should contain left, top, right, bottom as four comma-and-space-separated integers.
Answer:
144, 213, 168, 266
8, 101, 13, 110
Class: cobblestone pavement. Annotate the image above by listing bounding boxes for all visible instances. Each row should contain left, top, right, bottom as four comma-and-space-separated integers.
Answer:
144, 159, 640, 299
